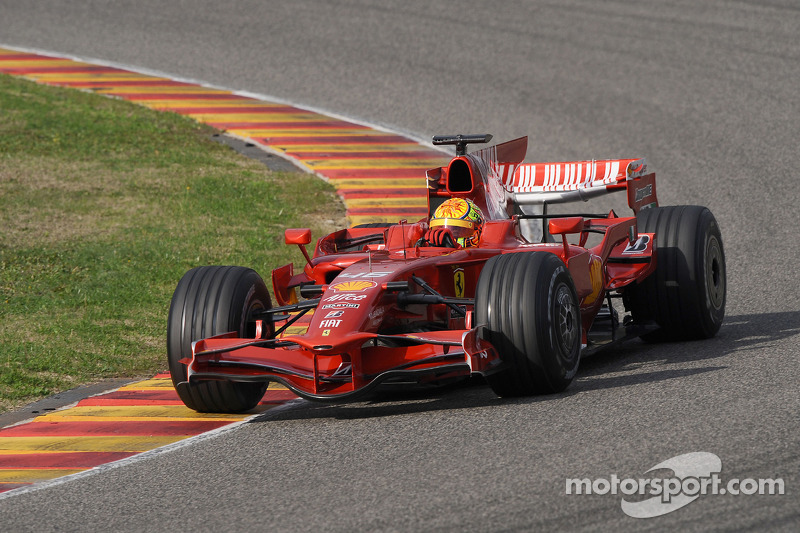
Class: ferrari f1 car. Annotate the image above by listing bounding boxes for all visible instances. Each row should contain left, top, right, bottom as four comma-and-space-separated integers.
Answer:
167, 135, 726, 412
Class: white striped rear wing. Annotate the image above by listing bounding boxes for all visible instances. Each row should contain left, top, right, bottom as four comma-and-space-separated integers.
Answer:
506, 158, 647, 205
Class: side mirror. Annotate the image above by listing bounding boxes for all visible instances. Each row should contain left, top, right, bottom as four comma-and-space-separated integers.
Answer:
285, 228, 311, 245
284, 228, 312, 266
548, 217, 584, 236
548, 217, 585, 260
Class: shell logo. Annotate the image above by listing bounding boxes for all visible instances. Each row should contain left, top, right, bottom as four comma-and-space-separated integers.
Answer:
331, 280, 378, 292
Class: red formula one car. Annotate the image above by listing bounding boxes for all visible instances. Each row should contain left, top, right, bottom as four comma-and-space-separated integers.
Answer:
167, 135, 726, 412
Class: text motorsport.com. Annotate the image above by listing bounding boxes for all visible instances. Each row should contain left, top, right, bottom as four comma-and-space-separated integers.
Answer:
565, 452, 784, 518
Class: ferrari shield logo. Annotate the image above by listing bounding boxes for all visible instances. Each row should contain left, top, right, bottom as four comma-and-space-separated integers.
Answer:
453, 269, 465, 298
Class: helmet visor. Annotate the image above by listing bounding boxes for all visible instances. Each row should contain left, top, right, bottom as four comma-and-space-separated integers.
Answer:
430, 218, 475, 239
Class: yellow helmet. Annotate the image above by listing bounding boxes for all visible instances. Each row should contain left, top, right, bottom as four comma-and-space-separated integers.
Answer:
430, 198, 484, 247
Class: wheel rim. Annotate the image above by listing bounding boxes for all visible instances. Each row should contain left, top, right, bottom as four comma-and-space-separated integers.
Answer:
705, 235, 725, 311
244, 302, 262, 338
554, 283, 578, 357
239, 285, 269, 339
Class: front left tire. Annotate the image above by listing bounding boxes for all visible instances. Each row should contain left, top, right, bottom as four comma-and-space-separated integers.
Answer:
167, 265, 272, 413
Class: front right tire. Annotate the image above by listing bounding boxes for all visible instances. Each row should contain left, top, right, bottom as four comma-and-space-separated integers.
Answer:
475, 252, 581, 397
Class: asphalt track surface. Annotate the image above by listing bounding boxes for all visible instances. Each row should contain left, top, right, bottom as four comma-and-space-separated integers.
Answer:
0, 1, 798, 531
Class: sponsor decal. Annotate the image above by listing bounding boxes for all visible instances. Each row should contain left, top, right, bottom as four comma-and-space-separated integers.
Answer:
324, 293, 368, 302
366, 306, 386, 329
321, 303, 360, 309
635, 184, 653, 203
584, 255, 604, 306
331, 280, 377, 292
322, 329, 331, 336
319, 319, 342, 328
338, 271, 393, 279
453, 268, 465, 298
324, 310, 345, 318
623, 235, 651, 255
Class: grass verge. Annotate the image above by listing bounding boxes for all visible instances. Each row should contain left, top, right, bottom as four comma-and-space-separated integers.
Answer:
0, 73, 345, 411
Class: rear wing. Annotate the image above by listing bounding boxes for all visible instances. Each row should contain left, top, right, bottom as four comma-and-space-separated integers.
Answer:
505, 158, 657, 212
427, 136, 659, 219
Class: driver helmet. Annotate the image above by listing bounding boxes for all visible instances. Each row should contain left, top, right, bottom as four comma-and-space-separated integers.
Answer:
430, 198, 484, 247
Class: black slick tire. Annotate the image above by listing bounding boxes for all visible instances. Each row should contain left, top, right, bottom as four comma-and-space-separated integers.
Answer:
623, 206, 726, 341
475, 252, 581, 397
167, 266, 272, 413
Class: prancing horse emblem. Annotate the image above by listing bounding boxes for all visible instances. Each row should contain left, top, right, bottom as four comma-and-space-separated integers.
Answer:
453, 269, 465, 298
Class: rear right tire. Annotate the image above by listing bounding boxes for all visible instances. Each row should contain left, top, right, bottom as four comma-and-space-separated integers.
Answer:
623, 205, 726, 341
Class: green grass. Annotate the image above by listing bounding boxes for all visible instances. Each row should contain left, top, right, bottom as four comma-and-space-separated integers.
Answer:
0, 74, 345, 411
